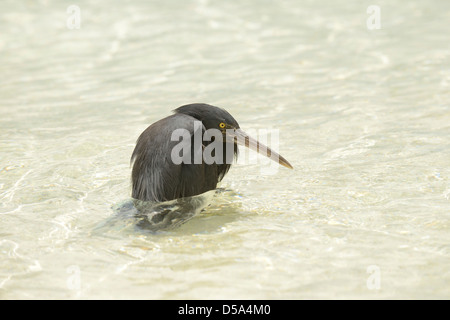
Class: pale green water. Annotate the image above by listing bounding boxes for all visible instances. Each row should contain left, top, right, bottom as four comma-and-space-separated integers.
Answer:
1, 0, 449, 299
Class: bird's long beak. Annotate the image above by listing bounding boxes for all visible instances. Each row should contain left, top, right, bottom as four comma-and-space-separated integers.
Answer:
226, 128, 293, 169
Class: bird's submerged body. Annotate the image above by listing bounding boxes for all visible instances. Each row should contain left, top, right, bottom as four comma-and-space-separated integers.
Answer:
130, 103, 292, 203
96, 190, 217, 234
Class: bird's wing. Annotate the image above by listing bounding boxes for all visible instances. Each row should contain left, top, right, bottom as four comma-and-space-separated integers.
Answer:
131, 114, 219, 202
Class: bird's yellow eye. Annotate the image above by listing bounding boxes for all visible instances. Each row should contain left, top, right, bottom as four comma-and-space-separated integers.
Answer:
219, 122, 226, 129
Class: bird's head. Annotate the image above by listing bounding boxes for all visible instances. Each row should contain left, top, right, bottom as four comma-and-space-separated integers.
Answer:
175, 103, 240, 132
174, 103, 293, 169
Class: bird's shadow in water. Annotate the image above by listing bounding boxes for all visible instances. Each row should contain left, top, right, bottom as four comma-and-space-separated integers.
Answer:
92, 188, 242, 236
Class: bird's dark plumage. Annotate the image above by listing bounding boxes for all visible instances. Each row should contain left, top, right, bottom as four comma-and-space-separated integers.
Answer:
131, 104, 238, 202
131, 103, 293, 203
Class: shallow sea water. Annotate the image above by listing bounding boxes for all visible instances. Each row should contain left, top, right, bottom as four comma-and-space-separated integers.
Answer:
0, 0, 449, 299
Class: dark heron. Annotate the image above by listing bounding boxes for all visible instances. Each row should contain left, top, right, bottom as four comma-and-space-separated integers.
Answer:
131, 103, 293, 203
